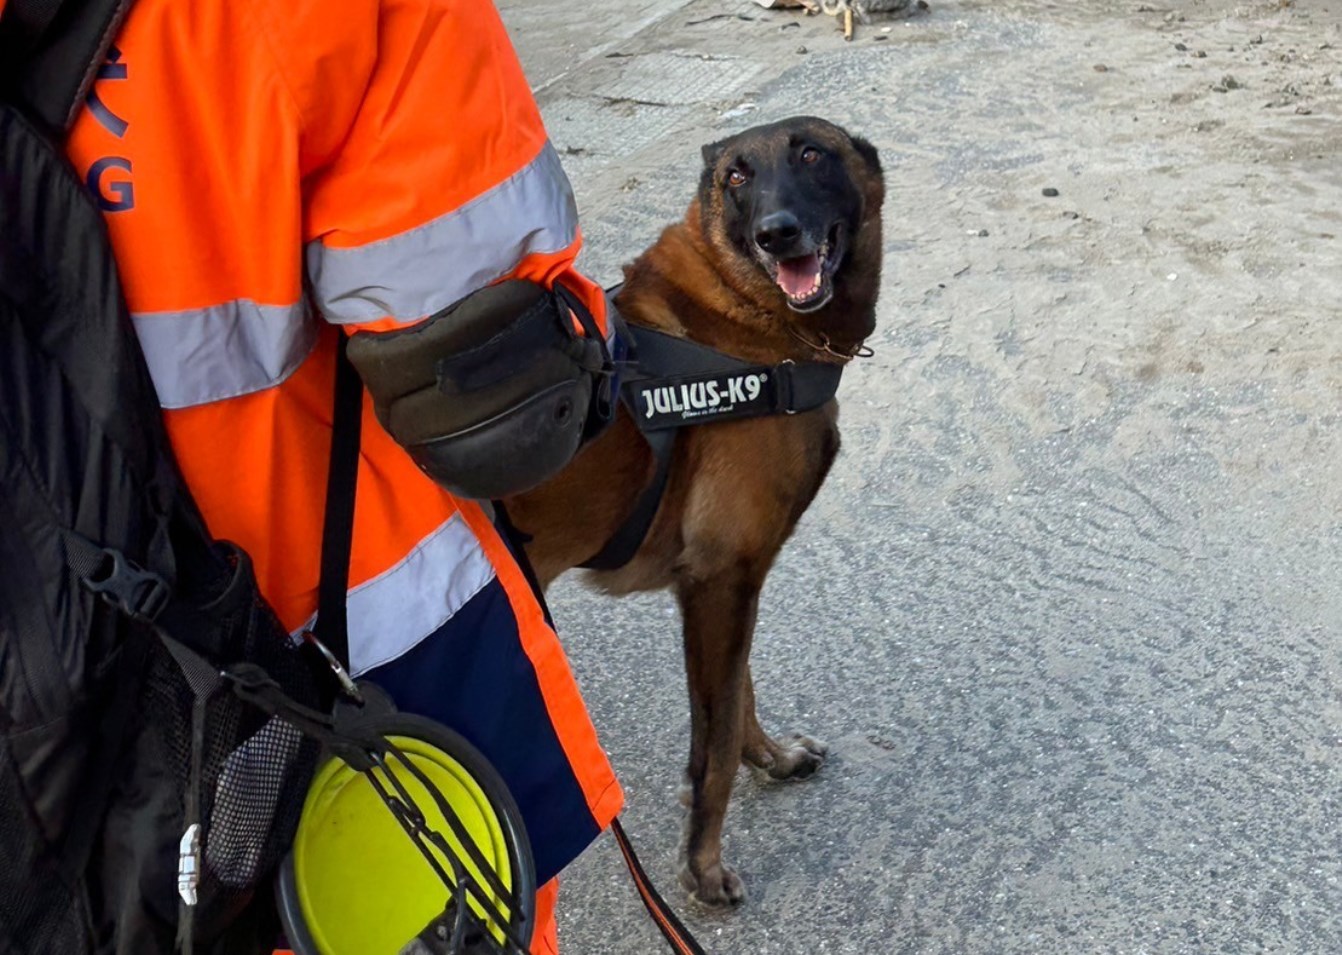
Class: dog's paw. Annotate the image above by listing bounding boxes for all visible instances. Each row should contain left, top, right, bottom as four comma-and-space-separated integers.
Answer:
759, 733, 829, 781
679, 860, 746, 907
768, 734, 827, 780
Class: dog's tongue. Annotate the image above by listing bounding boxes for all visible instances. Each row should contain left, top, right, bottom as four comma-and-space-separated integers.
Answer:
776, 253, 822, 299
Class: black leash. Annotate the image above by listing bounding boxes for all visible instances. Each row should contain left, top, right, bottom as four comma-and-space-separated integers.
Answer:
311, 331, 363, 682
610, 819, 707, 955
497, 508, 712, 954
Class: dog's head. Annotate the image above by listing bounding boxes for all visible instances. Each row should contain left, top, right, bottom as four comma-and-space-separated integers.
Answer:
697, 117, 884, 325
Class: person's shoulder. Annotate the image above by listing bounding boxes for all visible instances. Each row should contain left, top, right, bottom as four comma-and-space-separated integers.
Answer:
244, 0, 379, 64
241, 0, 378, 148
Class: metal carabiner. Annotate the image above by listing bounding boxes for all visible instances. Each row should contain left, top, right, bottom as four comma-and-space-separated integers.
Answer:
302, 630, 364, 704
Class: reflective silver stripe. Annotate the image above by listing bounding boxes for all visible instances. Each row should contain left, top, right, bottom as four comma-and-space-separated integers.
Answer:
132, 300, 317, 410
306, 141, 580, 325
327, 514, 497, 677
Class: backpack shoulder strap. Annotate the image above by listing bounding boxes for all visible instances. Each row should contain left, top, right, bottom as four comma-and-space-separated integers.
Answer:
0, 0, 134, 133
0, 0, 65, 59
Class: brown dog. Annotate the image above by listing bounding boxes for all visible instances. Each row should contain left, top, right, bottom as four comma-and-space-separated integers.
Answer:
504, 116, 884, 906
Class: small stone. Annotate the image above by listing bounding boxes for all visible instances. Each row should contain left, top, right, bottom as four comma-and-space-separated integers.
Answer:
1194, 50, 1207, 58
1042, 187, 1060, 197
1094, 64, 1109, 72
1174, 42, 1188, 51
1063, 211, 1081, 220
977, 229, 989, 237
796, 45, 808, 54
1137, 3, 1156, 10
1212, 85, 1227, 93
1222, 74, 1242, 89
872, 35, 888, 41
1249, 34, 1264, 45
1295, 105, 1313, 115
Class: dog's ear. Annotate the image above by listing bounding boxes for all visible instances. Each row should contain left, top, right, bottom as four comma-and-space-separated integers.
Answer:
701, 138, 727, 170
698, 138, 728, 208
849, 135, 883, 177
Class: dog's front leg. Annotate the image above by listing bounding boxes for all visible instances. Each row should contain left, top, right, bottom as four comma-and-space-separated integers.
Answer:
676, 570, 759, 907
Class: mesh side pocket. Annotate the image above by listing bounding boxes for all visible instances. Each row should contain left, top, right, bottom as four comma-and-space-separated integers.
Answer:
205, 717, 304, 889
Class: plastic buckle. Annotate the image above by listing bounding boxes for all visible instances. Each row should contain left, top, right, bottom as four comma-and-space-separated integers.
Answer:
86, 548, 171, 622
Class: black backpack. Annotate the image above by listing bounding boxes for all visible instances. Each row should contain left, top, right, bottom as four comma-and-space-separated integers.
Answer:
0, 1, 349, 951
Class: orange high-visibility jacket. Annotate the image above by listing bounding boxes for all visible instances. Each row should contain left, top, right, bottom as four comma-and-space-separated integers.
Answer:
62, 0, 622, 949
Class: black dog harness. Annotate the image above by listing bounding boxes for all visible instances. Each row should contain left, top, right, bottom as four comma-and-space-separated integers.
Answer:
579, 311, 848, 572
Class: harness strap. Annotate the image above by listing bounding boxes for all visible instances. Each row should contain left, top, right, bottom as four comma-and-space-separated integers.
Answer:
580, 319, 845, 572
578, 426, 674, 571
772, 359, 847, 416
621, 326, 843, 432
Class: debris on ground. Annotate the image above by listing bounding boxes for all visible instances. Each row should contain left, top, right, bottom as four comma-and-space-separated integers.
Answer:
752, 0, 930, 42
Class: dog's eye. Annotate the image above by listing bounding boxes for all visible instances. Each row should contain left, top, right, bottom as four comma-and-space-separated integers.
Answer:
800, 146, 821, 164
727, 169, 748, 188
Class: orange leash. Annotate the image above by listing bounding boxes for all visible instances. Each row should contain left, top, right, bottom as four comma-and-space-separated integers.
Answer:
609, 818, 708, 955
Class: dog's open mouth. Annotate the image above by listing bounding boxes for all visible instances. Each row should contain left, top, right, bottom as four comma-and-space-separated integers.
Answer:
767, 224, 846, 313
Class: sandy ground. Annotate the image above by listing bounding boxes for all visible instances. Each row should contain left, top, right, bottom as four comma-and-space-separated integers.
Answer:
494, 1, 1342, 951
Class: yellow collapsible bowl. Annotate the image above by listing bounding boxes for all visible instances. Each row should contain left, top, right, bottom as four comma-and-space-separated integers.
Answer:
276, 712, 535, 955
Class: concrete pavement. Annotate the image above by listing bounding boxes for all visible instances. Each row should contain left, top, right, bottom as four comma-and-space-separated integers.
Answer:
497, 2, 1342, 951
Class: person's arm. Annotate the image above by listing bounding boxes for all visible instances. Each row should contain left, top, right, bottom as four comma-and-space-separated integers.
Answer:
280, 0, 611, 497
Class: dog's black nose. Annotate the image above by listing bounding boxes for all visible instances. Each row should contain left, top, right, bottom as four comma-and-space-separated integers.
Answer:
754, 211, 802, 254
